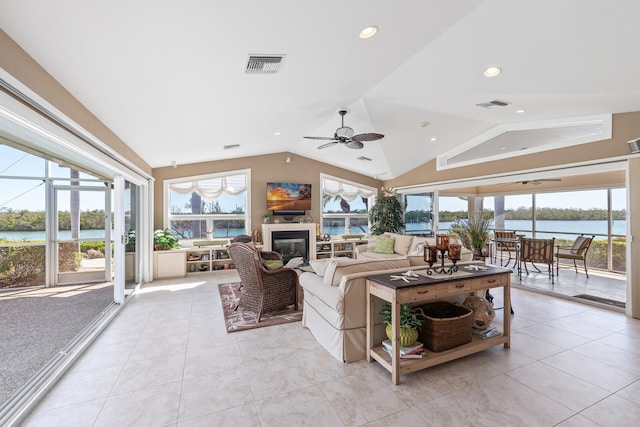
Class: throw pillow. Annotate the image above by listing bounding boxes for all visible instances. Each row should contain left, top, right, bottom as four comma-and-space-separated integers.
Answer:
263, 259, 284, 270
410, 242, 425, 256
309, 259, 330, 277
374, 236, 395, 254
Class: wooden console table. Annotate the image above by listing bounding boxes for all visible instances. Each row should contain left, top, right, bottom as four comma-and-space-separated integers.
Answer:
366, 266, 511, 384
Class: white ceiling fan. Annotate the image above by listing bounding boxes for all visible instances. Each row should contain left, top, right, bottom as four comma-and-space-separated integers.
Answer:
303, 110, 384, 149
515, 178, 562, 185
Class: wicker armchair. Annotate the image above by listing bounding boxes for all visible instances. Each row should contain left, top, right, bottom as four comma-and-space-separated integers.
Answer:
556, 234, 594, 278
518, 237, 555, 284
227, 242, 298, 321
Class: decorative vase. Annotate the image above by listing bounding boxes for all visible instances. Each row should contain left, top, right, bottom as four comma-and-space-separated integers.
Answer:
385, 324, 419, 347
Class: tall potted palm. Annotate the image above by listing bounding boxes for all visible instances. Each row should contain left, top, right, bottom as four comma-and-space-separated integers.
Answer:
450, 213, 493, 257
369, 187, 405, 235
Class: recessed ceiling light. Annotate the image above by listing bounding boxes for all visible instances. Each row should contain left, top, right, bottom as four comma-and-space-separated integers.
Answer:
516, 109, 525, 114
500, 147, 506, 150
430, 137, 437, 142
359, 26, 378, 39
273, 131, 282, 136
483, 66, 502, 77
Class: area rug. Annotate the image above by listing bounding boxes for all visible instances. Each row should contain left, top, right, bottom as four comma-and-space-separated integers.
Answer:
218, 282, 302, 332
574, 294, 625, 309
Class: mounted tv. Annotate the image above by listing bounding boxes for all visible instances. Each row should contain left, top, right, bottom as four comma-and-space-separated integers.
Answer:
266, 182, 312, 214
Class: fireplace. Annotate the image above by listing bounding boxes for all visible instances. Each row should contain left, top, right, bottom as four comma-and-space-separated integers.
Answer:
272, 230, 309, 263
261, 223, 317, 262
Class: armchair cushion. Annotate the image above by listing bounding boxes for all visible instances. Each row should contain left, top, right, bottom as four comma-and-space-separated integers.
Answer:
264, 259, 284, 270
571, 236, 588, 254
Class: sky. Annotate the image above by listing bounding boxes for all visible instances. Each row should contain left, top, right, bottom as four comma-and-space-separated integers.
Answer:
1, 144, 627, 213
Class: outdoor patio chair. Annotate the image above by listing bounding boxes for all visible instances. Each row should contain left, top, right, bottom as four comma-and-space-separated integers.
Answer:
519, 237, 555, 284
556, 234, 594, 278
493, 230, 518, 267
227, 242, 298, 321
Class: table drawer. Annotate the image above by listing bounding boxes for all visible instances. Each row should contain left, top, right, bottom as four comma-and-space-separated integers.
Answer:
400, 286, 439, 303
473, 274, 508, 290
439, 280, 473, 294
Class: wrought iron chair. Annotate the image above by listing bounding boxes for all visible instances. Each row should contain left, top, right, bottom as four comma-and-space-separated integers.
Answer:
556, 234, 594, 278
493, 230, 518, 267
518, 237, 555, 284
227, 242, 298, 321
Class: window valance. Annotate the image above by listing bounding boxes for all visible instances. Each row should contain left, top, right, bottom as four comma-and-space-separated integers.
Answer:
169, 174, 246, 199
322, 177, 375, 201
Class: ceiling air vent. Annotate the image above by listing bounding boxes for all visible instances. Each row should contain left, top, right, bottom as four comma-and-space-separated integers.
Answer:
476, 99, 511, 109
357, 156, 373, 162
224, 144, 240, 150
245, 55, 284, 74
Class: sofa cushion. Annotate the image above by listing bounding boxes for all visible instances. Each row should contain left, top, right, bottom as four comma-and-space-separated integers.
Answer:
386, 232, 413, 255
309, 259, 330, 276
357, 251, 405, 261
374, 236, 395, 254
323, 258, 409, 286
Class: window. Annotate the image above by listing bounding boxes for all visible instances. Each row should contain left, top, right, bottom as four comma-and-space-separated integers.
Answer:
404, 192, 434, 236
165, 170, 250, 240
437, 196, 468, 232
320, 175, 375, 236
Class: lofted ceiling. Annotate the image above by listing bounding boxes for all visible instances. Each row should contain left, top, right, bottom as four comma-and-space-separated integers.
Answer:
1, 0, 640, 179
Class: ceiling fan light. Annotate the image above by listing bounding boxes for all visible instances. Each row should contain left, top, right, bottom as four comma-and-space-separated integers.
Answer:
483, 66, 502, 77
359, 26, 378, 39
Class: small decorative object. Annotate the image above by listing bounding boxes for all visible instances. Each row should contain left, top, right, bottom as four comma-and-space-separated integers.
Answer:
304, 213, 313, 223
424, 234, 458, 275
463, 296, 495, 329
200, 254, 209, 261
251, 229, 261, 244
322, 233, 331, 241
379, 302, 422, 347
262, 214, 272, 224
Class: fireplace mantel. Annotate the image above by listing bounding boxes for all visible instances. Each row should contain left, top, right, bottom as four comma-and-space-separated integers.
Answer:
262, 223, 317, 260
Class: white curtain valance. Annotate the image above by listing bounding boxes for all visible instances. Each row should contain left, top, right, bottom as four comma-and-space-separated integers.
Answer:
322, 177, 375, 201
169, 174, 246, 199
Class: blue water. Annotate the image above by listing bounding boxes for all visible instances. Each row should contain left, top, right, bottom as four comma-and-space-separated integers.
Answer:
1, 219, 627, 242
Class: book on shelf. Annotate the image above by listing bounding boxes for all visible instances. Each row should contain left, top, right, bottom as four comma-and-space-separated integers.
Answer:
382, 346, 423, 359
381, 339, 424, 356
472, 326, 502, 339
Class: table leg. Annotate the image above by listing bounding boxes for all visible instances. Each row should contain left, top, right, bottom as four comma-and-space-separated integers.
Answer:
391, 297, 400, 385
366, 283, 373, 362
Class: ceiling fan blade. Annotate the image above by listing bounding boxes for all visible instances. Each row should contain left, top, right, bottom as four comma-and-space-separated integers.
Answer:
352, 133, 385, 142
346, 140, 364, 149
317, 142, 337, 149
304, 136, 338, 141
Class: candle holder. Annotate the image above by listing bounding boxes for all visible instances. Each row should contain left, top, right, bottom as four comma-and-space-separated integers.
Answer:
423, 236, 459, 275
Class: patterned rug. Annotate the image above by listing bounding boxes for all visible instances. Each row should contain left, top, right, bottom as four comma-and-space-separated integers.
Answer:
218, 282, 302, 333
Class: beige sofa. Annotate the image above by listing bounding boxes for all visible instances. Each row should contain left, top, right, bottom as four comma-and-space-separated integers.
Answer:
355, 232, 473, 266
300, 257, 415, 362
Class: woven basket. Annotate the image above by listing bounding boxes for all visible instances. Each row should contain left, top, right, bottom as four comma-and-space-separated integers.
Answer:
418, 301, 472, 352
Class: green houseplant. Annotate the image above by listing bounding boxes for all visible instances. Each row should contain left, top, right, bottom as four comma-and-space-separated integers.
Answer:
369, 187, 405, 235
450, 213, 493, 256
379, 302, 422, 346
153, 229, 179, 251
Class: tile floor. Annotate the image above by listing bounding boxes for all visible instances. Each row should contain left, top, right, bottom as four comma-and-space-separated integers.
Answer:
21, 270, 640, 427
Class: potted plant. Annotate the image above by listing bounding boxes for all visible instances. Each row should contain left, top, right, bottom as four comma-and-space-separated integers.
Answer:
262, 213, 272, 224
153, 228, 179, 251
450, 213, 493, 257
369, 187, 405, 235
379, 302, 422, 346
125, 229, 136, 252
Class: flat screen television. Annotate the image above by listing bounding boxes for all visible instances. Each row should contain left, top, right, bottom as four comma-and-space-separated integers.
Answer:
266, 182, 312, 213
